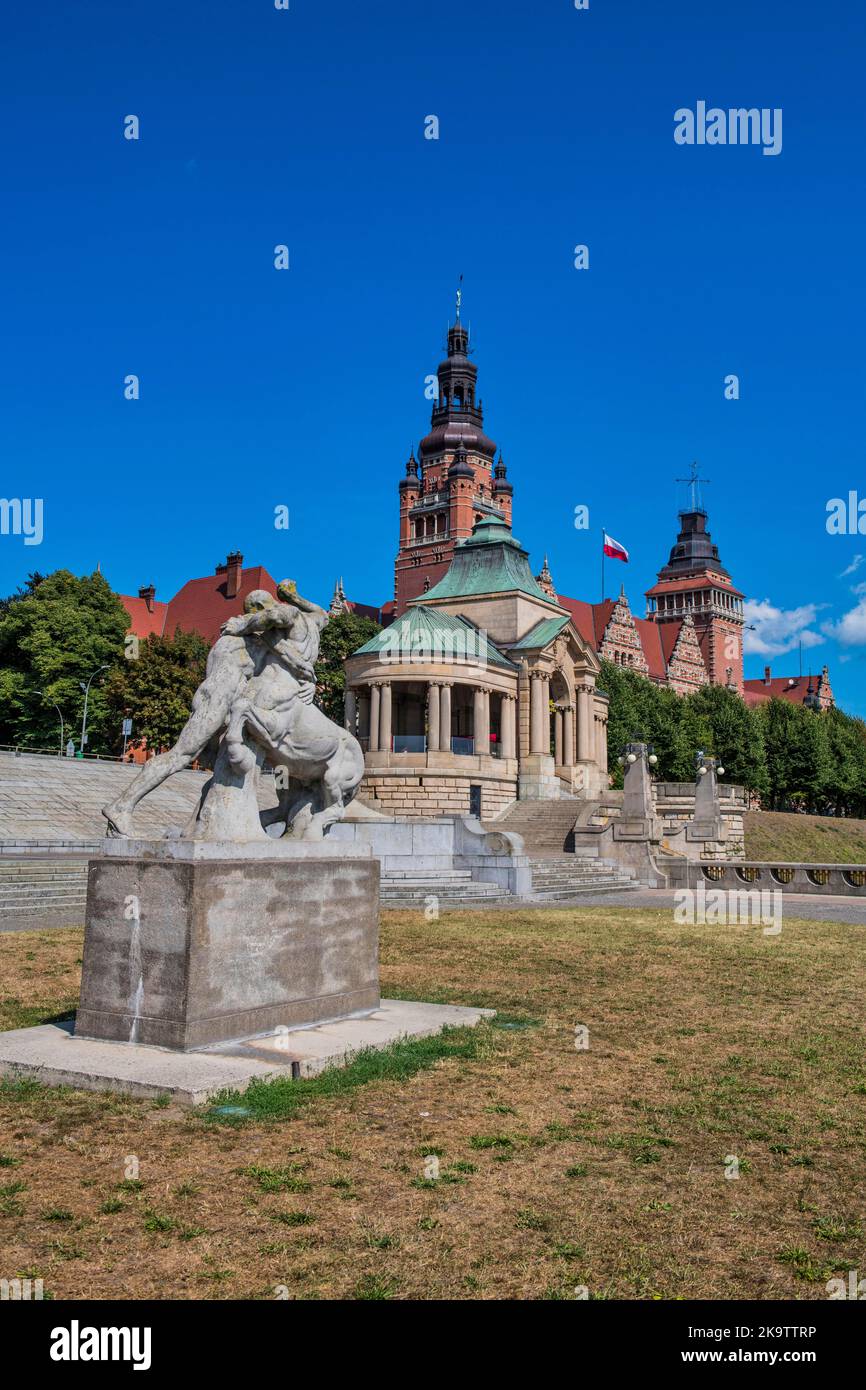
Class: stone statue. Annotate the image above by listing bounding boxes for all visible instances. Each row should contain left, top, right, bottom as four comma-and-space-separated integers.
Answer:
102, 580, 365, 842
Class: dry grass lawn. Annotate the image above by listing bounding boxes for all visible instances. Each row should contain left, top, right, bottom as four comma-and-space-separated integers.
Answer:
745, 810, 866, 864
0, 907, 864, 1301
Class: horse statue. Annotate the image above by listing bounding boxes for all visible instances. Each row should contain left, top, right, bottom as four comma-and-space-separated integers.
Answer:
102, 580, 364, 842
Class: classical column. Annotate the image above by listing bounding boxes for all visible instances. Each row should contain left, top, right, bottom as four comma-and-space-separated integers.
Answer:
554, 708, 563, 766
577, 684, 593, 762
529, 673, 545, 754
596, 715, 608, 773
563, 704, 575, 767
344, 686, 357, 734
501, 694, 516, 759
473, 687, 490, 756
439, 682, 452, 753
427, 682, 440, 752
379, 682, 393, 752
368, 684, 380, 753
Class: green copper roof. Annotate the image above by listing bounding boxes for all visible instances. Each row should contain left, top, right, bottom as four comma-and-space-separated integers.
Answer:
419, 516, 552, 602
352, 604, 516, 669
510, 614, 570, 651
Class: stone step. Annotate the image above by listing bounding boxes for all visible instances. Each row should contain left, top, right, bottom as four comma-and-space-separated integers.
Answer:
380, 869, 474, 882
381, 881, 504, 897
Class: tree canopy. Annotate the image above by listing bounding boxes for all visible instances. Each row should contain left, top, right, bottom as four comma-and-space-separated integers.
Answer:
0, 570, 129, 752
599, 659, 865, 815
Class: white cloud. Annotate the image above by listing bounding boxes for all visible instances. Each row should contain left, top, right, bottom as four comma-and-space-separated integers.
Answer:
822, 595, 866, 647
743, 599, 825, 657
839, 554, 864, 578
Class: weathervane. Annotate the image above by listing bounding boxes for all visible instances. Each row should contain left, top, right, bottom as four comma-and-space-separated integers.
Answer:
456, 273, 463, 321
675, 460, 710, 511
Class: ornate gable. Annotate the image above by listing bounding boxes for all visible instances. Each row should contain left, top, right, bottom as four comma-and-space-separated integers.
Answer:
665, 614, 708, 694
598, 591, 649, 676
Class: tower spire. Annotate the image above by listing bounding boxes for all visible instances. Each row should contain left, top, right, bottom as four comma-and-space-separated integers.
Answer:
675, 460, 710, 512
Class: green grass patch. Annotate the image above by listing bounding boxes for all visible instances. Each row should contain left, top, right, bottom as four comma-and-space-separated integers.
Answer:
204, 1025, 485, 1125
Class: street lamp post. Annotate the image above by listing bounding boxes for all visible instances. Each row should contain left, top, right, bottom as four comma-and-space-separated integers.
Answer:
80, 665, 109, 756
39, 692, 65, 757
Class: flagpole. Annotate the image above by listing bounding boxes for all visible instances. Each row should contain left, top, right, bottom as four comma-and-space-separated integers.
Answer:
601, 527, 604, 602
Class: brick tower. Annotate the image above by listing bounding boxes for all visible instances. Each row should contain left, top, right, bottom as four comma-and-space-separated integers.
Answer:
644, 504, 745, 693
394, 315, 512, 613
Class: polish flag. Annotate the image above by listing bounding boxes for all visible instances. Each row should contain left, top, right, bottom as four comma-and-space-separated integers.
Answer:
603, 532, 629, 563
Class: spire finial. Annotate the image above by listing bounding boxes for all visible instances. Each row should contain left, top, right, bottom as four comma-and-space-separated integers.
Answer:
675, 460, 710, 511
455, 273, 463, 322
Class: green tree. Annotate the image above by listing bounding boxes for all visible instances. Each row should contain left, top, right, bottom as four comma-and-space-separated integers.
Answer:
315, 611, 381, 724
0, 569, 129, 752
758, 699, 832, 811
681, 684, 768, 796
823, 708, 866, 817
102, 629, 210, 752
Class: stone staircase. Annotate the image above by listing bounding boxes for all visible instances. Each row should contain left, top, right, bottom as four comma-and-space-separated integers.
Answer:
380, 869, 510, 907
527, 855, 638, 898
0, 860, 88, 921
484, 800, 587, 857
484, 800, 640, 897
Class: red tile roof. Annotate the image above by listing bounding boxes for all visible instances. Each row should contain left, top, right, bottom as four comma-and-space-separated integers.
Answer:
343, 599, 385, 623
556, 596, 614, 649
743, 675, 820, 706
635, 616, 670, 680
645, 575, 744, 598
119, 594, 169, 638
119, 563, 279, 645
164, 566, 278, 645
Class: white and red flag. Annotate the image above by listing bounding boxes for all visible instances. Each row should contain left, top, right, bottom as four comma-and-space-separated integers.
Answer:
603, 531, 629, 563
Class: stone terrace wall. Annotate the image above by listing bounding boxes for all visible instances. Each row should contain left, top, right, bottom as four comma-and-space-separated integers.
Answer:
360, 769, 517, 822
653, 782, 747, 861
0, 752, 277, 845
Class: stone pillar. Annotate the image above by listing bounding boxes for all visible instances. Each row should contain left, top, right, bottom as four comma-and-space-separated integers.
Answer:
344, 686, 357, 734
577, 684, 594, 762
530, 673, 545, 754
501, 694, 516, 759
379, 682, 393, 752
368, 684, 380, 753
427, 683, 440, 752
474, 687, 490, 756
439, 683, 452, 753
554, 708, 563, 766
563, 705, 574, 766
597, 715, 608, 774
358, 692, 370, 742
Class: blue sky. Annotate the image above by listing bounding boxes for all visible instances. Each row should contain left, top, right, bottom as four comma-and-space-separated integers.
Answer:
2, 0, 865, 712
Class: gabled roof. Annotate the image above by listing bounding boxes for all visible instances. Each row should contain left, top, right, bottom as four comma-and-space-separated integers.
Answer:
352, 604, 516, 669
510, 614, 570, 651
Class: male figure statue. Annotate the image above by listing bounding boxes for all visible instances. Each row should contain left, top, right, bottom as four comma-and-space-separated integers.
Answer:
101, 581, 332, 838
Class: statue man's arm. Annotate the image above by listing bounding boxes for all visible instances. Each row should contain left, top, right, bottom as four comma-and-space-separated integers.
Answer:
221, 603, 297, 637
277, 580, 328, 629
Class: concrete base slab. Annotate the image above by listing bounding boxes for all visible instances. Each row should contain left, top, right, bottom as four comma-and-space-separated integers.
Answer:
0, 999, 494, 1106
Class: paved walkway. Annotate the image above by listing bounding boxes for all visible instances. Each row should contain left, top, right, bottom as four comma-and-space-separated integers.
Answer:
5, 890, 866, 932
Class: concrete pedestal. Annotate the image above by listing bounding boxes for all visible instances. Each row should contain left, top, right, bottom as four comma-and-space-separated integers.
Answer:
75, 839, 380, 1050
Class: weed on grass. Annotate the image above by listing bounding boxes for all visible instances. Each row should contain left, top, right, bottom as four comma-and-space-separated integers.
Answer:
204, 1026, 484, 1126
